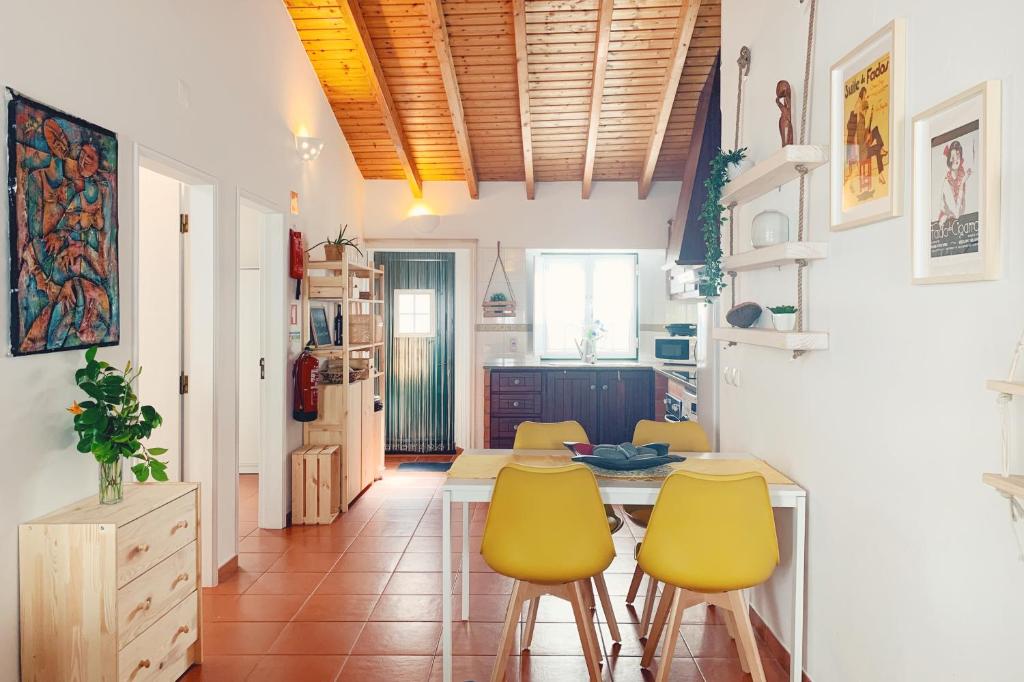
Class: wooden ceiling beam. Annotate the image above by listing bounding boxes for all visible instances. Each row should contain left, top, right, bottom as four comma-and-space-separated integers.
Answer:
581, 0, 615, 199
637, 0, 703, 199
424, 0, 479, 200
337, 0, 423, 198
512, 0, 536, 199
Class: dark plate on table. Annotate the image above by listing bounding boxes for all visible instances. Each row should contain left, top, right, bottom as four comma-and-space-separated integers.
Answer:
569, 454, 686, 471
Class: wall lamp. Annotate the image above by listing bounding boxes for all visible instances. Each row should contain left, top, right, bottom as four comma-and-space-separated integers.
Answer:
296, 136, 324, 161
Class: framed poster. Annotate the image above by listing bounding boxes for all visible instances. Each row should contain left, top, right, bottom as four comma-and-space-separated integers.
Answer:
7, 91, 120, 356
829, 19, 905, 231
911, 81, 1001, 284
309, 306, 333, 347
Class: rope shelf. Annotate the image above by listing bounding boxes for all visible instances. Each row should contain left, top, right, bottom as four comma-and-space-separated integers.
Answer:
481, 241, 517, 318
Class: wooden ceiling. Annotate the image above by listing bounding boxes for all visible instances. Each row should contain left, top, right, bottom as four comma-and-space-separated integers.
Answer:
285, 0, 720, 199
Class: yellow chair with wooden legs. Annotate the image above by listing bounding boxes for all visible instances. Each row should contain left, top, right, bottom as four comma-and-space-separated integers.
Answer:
638, 471, 779, 682
623, 420, 711, 635
481, 463, 615, 682
511, 420, 622, 645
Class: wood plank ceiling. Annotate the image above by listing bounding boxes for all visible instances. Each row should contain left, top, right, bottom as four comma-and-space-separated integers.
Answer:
286, 0, 720, 199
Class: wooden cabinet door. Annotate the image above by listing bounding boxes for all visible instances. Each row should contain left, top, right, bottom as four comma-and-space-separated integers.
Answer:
596, 370, 655, 444
345, 383, 362, 506
543, 370, 598, 443
360, 380, 376, 490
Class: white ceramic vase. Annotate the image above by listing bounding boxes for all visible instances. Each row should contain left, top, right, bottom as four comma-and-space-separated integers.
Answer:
772, 312, 797, 332
751, 210, 790, 249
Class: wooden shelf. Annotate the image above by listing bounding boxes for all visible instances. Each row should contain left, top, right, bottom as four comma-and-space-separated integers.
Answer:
985, 380, 1024, 396
983, 473, 1024, 497
721, 145, 828, 207
724, 242, 828, 273
307, 260, 384, 276
713, 327, 829, 353
349, 342, 384, 351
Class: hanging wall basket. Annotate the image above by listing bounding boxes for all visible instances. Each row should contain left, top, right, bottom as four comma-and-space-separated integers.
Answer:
482, 242, 517, 318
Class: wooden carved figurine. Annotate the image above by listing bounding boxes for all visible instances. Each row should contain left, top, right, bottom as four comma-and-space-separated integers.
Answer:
776, 80, 794, 146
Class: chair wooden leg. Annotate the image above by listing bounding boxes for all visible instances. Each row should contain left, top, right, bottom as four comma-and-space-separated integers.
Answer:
625, 565, 644, 604
491, 580, 526, 682
639, 576, 658, 635
726, 590, 766, 682
653, 588, 686, 682
568, 581, 604, 681
640, 584, 675, 667
582, 576, 596, 612
522, 597, 540, 651
721, 608, 745, 671
592, 573, 621, 642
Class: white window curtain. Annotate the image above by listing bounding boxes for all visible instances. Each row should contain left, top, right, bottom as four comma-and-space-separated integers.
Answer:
533, 253, 638, 359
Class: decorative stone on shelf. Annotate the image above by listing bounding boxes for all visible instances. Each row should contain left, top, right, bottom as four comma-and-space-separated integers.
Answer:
725, 302, 762, 329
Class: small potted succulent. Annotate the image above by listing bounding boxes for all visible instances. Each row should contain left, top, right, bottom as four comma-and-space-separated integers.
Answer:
308, 223, 363, 261
767, 305, 798, 332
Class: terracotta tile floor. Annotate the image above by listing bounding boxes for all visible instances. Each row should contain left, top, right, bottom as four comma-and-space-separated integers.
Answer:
185, 462, 789, 681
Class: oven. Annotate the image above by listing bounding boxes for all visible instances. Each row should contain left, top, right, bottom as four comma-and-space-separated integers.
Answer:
664, 394, 684, 422
664, 370, 698, 423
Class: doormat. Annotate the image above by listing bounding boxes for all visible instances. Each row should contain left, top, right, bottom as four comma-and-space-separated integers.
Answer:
397, 462, 453, 472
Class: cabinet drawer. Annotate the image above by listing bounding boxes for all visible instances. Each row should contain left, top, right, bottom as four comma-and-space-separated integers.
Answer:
492, 417, 531, 441
493, 372, 542, 393
118, 542, 198, 646
489, 438, 515, 449
118, 492, 196, 587
118, 590, 197, 682
491, 393, 542, 417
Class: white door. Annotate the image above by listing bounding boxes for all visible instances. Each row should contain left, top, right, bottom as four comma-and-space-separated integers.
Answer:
137, 167, 185, 481
238, 204, 264, 473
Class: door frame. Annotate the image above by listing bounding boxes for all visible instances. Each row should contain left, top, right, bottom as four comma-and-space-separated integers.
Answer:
132, 144, 219, 584
366, 239, 478, 449
235, 189, 288, 529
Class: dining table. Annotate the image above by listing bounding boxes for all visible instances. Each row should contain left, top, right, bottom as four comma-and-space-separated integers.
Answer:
439, 448, 808, 682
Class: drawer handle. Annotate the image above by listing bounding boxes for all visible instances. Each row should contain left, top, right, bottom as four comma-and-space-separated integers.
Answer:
129, 597, 153, 620
137, 659, 151, 670
133, 543, 150, 555
171, 624, 191, 643
512, 401, 520, 407
171, 519, 190, 533
171, 572, 190, 589
512, 424, 519, 431
513, 378, 520, 385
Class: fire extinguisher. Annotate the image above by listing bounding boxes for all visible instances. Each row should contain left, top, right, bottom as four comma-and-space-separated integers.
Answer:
292, 343, 319, 422
289, 229, 304, 300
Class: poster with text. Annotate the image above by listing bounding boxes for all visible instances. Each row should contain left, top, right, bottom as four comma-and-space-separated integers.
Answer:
842, 51, 891, 212
929, 120, 980, 259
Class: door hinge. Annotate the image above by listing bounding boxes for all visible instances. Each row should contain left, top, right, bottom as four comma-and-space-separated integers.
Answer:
179, 373, 189, 395
259, 357, 266, 380
179, 213, 189, 234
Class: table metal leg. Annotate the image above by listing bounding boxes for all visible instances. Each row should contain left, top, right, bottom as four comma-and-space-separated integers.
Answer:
461, 501, 470, 620
791, 496, 806, 682
442, 490, 453, 682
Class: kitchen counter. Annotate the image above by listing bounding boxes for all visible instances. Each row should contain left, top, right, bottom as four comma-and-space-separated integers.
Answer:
484, 358, 696, 381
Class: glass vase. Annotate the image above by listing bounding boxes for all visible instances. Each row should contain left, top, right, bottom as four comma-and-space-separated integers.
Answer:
99, 459, 124, 505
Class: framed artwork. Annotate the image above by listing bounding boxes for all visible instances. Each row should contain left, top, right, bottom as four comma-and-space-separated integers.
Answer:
829, 19, 905, 231
7, 91, 120, 356
911, 81, 1001, 284
309, 306, 333, 347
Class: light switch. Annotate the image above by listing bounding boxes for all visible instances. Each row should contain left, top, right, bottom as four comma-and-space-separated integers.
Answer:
509, 336, 519, 353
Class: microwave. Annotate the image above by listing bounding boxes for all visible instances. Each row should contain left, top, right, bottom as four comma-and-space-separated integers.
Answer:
655, 336, 695, 364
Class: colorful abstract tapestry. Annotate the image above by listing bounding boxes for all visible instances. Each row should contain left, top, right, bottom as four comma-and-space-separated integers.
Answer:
7, 92, 119, 356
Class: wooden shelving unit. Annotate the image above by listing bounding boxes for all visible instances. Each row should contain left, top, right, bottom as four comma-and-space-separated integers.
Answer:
723, 242, 828, 273
713, 327, 829, 353
721, 145, 829, 207
985, 380, 1024, 396
982, 473, 1024, 497
301, 256, 386, 513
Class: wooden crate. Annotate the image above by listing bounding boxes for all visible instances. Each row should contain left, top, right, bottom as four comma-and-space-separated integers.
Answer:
291, 445, 341, 524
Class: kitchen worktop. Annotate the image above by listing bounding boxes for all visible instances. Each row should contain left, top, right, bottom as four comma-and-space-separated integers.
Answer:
484, 358, 696, 380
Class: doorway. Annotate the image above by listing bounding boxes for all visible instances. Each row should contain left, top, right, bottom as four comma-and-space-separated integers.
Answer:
135, 148, 216, 582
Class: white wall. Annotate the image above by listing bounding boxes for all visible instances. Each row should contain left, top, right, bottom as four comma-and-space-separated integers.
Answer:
0, 1, 363, 676
720, 1, 1024, 680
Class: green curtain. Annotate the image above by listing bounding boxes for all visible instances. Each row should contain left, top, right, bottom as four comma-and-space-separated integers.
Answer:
374, 251, 456, 454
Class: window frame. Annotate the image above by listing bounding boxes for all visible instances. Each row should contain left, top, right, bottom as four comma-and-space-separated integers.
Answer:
533, 252, 639, 361
393, 288, 436, 338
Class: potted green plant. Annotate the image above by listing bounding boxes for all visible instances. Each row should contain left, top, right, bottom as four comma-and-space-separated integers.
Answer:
68, 347, 168, 504
698, 148, 747, 299
308, 223, 363, 261
767, 305, 798, 332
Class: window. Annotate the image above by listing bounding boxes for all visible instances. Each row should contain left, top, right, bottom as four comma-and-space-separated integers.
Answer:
533, 253, 638, 359
394, 289, 435, 337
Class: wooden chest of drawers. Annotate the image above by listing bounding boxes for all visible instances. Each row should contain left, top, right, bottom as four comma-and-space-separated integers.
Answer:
19, 483, 202, 682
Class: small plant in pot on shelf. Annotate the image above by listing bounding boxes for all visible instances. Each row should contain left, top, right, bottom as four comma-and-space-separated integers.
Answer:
68, 347, 168, 504
308, 223, 363, 262
767, 305, 798, 332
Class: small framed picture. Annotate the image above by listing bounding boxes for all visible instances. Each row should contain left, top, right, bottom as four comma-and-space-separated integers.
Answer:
911, 81, 1001, 284
309, 306, 333, 347
829, 19, 905, 231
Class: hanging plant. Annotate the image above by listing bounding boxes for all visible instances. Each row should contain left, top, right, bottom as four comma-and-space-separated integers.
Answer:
699, 148, 747, 299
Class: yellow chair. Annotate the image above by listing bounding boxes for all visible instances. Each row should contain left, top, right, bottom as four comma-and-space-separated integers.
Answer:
481, 464, 615, 682
624, 419, 711, 634
511, 420, 622, 645
637, 471, 779, 682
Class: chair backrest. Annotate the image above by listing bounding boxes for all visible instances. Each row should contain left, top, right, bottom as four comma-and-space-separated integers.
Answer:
632, 419, 710, 452
513, 420, 589, 450
481, 463, 614, 583
637, 471, 779, 592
